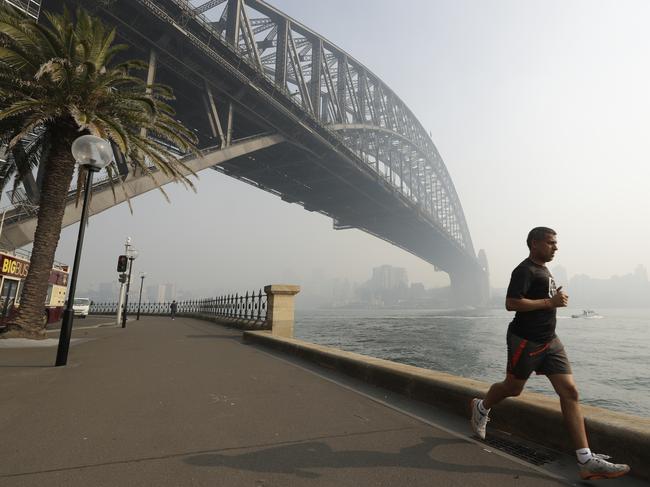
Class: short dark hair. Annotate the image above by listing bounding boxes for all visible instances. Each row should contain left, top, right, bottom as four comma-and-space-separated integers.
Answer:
526, 227, 556, 249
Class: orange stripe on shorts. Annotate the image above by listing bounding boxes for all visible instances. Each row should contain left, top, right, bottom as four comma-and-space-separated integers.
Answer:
511, 339, 528, 369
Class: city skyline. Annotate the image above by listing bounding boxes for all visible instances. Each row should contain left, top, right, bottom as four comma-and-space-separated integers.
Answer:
78, 262, 650, 311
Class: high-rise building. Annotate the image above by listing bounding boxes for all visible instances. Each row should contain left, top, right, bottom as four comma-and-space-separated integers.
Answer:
148, 283, 177, 303
371, 265, 408, 290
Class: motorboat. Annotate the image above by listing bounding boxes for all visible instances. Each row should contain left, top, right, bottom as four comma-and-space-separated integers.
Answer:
571, 309, 602, 319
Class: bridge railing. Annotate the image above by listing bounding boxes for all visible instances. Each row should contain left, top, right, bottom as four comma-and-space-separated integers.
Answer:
89, 284, 301, 337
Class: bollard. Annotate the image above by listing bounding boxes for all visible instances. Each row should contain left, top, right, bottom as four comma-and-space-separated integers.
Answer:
264, 284, 300, 338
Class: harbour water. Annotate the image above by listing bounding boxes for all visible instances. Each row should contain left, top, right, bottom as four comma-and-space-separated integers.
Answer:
295, 307, 650, 418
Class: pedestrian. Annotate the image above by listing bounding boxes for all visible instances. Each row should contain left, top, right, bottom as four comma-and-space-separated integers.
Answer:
170, 300, 177, 320
470, 227, 630, 480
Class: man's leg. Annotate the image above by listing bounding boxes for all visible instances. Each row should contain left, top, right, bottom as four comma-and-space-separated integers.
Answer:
547, 374, 588, 449
484, 374, 527, 410
547, 373, 630, 479
471, 330, 533, 439
471, 374, 527, 439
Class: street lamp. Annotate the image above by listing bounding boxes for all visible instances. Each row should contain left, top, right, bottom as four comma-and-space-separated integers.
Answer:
56, 135, 113, 367
121, 247, 138, 328
137, 272, 146, 320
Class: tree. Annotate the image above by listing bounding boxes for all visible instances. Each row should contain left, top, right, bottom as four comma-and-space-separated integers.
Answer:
0, 5, 198, 338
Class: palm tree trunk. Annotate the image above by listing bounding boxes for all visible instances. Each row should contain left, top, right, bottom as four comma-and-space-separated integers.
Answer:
3, 131, 76, 339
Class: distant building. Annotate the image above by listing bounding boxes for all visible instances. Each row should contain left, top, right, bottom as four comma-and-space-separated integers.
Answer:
409, 282, 427, 301
568, 265, 650, 308
371, 265, 408, 291
355, 265, 409, 306
146, 283, 177, 303
552, 265, 569, 287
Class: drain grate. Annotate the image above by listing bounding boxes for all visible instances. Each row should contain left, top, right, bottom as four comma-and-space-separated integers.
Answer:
483, 435, 559, 466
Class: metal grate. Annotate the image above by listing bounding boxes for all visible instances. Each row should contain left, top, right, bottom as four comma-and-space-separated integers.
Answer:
483, 434, 559, 466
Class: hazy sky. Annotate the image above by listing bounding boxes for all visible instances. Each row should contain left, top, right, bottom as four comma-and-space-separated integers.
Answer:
44, 0, 650, 296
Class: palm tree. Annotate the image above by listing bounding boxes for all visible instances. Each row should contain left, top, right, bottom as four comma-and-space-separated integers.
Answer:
0, 5, 198, 338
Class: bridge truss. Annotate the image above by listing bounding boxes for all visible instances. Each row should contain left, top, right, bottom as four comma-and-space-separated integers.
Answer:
202, 0, 468, 254
3, 0, 488, 303
2, 0, 41, 19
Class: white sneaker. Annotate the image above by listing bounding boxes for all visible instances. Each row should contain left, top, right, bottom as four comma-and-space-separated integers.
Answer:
470, 398, 489, 440
579, 453, 630, 480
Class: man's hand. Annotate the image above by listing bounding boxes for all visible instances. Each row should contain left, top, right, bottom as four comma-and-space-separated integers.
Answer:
505, 286, 569, 312
550, 286, 569, 308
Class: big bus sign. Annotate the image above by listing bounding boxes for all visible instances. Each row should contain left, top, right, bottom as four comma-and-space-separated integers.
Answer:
0, 251, 69, 328
0, 254, 30, 278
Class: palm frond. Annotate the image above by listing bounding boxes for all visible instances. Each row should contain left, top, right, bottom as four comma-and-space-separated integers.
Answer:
0, 99, 47, 123
30, 21, 65, 58
0, 43, 36, 71
0, 11, 39, 52
112, 59, 147, 73
0, 3, 201, 214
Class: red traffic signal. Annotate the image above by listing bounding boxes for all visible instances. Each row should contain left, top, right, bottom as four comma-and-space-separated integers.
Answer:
117, 255, 128, 272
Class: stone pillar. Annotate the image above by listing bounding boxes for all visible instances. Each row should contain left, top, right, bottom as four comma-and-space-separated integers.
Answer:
264, 285, 300, 338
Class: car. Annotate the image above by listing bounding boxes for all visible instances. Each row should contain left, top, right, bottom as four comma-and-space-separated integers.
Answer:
72, 298, 91, 318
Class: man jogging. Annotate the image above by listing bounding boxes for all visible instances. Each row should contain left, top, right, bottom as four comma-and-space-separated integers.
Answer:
471, 227, 630, 480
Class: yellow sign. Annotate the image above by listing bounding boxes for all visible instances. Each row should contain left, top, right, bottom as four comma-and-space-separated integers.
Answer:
0, 256, 30, 278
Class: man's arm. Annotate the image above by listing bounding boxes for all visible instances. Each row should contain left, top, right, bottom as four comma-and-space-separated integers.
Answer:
505, 288, 568, 311
506, 297, 553, 312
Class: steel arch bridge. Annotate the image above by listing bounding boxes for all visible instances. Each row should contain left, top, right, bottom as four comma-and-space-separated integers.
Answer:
2, 0, 489, 305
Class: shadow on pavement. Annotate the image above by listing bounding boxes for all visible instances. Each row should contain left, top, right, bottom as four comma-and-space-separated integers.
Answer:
185, 436, 552, 481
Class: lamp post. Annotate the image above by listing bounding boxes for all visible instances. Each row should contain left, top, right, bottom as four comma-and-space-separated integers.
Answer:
56, 135, 113, 367
137, 272, 146, 320
121, 247, 138, 328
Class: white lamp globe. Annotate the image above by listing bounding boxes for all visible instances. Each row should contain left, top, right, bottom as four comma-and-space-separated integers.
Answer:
128, 248, 139, 260
71, 135, 113, 170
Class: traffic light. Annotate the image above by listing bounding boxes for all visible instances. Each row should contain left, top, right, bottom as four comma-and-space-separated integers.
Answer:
118, 273, 127, 283
117, 255, 128, 272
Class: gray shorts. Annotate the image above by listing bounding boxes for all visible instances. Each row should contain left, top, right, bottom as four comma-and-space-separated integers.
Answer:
506, 332, 572, 380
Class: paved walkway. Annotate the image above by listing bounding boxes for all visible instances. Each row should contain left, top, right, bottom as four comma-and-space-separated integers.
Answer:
0, 317, 628, 486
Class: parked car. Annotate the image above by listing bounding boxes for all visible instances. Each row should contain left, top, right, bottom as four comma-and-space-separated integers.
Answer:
73, 298, 91, 318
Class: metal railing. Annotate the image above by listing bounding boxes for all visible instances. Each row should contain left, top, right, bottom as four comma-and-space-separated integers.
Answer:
90, 289, 269, 329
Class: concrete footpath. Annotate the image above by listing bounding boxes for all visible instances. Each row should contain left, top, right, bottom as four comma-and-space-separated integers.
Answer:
0, 317, 638, 486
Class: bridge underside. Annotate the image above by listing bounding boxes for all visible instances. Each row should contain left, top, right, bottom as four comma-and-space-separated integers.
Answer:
0, 135, 284, 250
215, 141, 487, 305
16, 0, 489, 306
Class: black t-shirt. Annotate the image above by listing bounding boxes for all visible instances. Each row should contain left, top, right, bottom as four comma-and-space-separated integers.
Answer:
506, 258, 558, 343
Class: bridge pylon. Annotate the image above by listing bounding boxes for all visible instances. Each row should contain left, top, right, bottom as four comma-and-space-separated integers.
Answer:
449, 249, 490, 308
